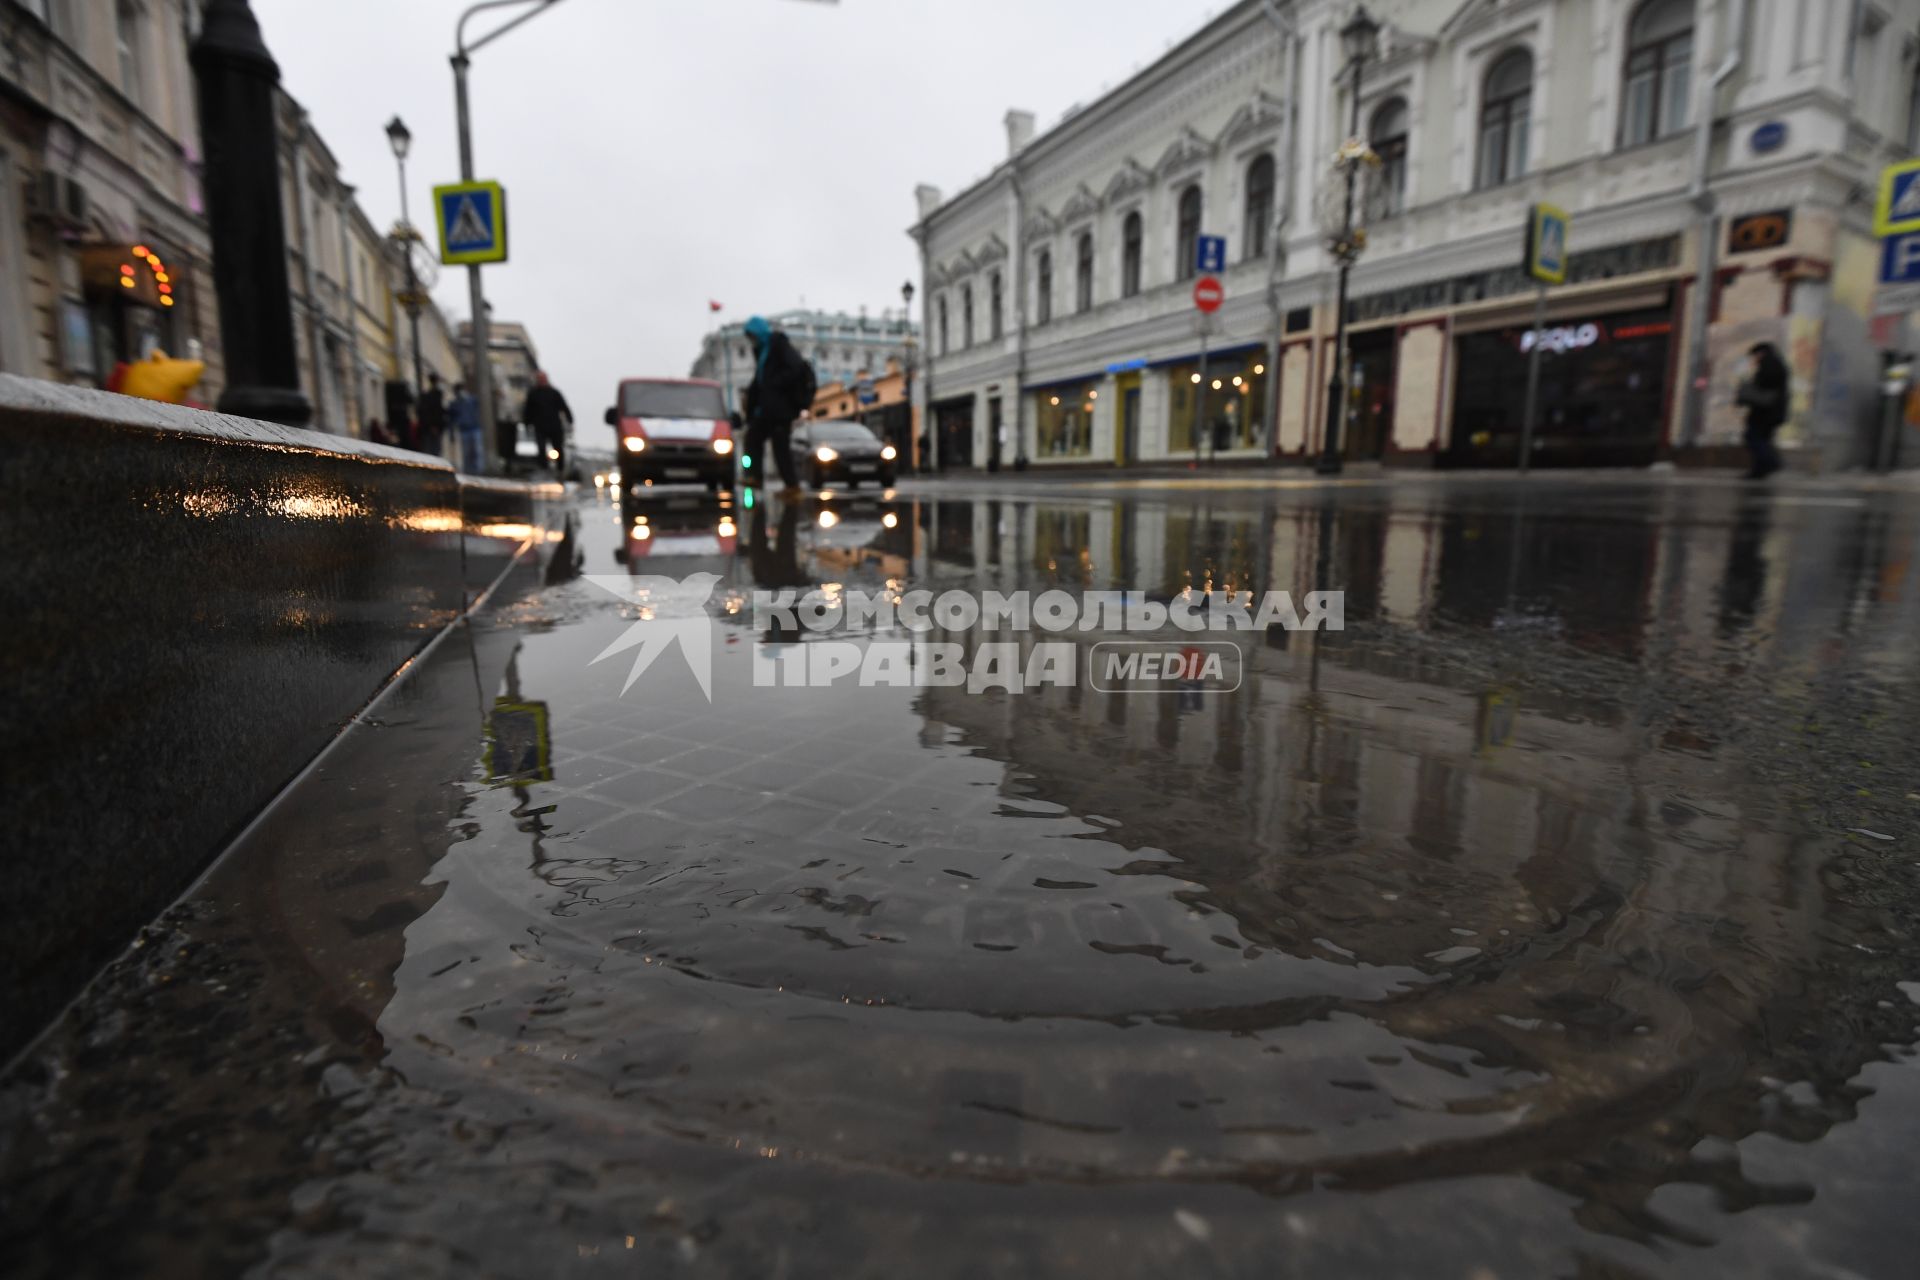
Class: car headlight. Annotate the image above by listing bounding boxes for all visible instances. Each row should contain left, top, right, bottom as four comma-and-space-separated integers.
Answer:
713, 437, 734, 455
622, 436, 646, 453
815, 446, 839, 463
880, 444, 897, 460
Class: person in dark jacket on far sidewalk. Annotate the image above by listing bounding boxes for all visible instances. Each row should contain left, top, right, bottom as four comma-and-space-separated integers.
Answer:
741, 314, 814, 496
521, 371, 573, 474
1735, 342, 1789, 479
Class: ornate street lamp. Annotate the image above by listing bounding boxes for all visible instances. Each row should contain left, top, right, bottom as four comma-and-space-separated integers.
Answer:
1315, 5, 1381, 475
385, 115, 426, 398
900, 280, 916, 470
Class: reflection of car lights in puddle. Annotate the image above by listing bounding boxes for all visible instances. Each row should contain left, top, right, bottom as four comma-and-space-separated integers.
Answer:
717, 519, 737, 537
818, 510, 840, 529
546, 447, 560, 461
882, 512, 898, 529
631, 525, 652, 540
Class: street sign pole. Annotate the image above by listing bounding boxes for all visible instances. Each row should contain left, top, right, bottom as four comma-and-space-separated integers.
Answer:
451, 51, 494, 472
1195, 321, 1209, 467
1518, 282, 1545, 474
1519, 203, 1569, 476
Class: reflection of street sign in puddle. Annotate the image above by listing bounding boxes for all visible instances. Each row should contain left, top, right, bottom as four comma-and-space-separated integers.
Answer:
486, 699, 552, 783
1476, 688, 1516, 754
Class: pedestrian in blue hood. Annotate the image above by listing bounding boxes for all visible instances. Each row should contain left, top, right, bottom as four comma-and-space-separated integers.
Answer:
741, 315, 814, 495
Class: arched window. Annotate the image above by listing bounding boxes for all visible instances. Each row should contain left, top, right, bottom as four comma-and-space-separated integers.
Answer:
962, 284, 974, 348
937, 296, 949, 354
1243, 155, 1275, 260
1477, 50, 1533, 189
1121, 211, 1143, 298
1075, 232, 1094, 312
1035, 250, 1052, 325
1621, 0, 1693, 147
1175, 184, 1202, 281
1369, 98, 1409, 216
989, 271, 1003, 339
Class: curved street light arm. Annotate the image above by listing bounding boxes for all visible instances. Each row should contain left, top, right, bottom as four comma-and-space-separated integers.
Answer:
457, 0, 565, 61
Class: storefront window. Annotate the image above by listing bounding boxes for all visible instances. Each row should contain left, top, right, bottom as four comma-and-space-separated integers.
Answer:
1034, 382, 1097, 458
1449, 304, 1673, 466
1167, 353, 1268, 455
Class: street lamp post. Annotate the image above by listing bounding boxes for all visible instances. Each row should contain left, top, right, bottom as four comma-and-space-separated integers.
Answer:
1315, 5, 1380, 477
384, 115, 426, 398
453, 0, 567, 477
900, 279, 916, 472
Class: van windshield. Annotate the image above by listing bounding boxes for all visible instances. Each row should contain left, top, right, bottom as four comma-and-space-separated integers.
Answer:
620, 382, 725, 419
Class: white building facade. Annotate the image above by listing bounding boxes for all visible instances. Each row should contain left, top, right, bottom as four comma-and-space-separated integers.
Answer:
916, 0, 1920, 472
690, 307, 917, 416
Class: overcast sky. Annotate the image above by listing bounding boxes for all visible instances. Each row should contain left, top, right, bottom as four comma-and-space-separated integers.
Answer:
254, 0, 1226, 411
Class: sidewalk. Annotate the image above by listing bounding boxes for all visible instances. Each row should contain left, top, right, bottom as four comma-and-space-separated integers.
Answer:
899, 462, 1920, 495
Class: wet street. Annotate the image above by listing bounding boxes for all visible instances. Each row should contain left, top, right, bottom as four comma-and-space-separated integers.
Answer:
6, 473, 1920, 1278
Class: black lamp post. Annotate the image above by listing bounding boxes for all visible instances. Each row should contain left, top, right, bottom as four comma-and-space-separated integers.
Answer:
1315, 4, 1381, 476
900, 279, 916, 471
190, 0, 311, 425
385, 115, 426, 397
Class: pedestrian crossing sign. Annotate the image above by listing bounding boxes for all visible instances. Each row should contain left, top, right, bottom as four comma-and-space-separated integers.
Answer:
1525, 202, 1569, 284
1874, 159, 1920, 237
433, 180, 508, 265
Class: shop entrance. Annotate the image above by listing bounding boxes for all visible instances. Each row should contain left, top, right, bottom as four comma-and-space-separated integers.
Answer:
935, 396, 975, 469
1115, 372, 1141, 465
1345, 328, 1396, 461
1447, 301, 1674, 468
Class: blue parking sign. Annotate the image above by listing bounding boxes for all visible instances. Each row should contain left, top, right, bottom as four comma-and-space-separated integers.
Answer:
1195, 234, 1225, 274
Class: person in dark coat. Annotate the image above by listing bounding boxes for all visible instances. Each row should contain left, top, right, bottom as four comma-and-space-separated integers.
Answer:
416, 372, 447, 457
520, 371, 573, 474
741, 315, 813, 494
1735, 341, 1788, 479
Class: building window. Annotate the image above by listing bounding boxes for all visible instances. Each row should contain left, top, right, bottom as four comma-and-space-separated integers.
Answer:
938, 296, 949, 354
1370, 99, 1409, 216
1243, 154, 1274, 260
1075, 232, 1093, 312
1168, 355, 1268, 455
1909, 67, 1920, 152
1035, 250, 1052, 325
962, 284, 974, 348
1034, 382, 1097, 458
1121, 211, 1143, 298
1621, 0, 1693, 147
116, 1, 144, 107
1175, 184, 1202, 281
988, 272, 1003, 339
1477, 49, 1533, 189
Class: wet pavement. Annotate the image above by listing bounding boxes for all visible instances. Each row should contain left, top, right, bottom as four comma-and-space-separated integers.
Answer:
6, 474, 1920, 1278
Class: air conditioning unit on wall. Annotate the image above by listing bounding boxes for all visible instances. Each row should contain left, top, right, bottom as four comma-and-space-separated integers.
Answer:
27, 171, 89, 230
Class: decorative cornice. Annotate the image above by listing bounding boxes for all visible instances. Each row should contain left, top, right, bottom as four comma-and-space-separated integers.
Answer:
1154, 126, 1215, 179
1022, 206, 1059, 244
1060, 183, 1101, 225
1103, 158, 1152, 205
977, 233, 1009, 265
1218, 89, 1286, 149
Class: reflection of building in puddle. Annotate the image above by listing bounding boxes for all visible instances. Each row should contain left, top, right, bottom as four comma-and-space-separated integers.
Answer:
911, 601, 1824, 1164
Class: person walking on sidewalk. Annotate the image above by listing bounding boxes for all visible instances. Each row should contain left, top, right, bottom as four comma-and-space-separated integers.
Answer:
450, 382, 483, 474
741, 315, 814, 497
1736, 342, 1788, 479
521, 371, 574, 475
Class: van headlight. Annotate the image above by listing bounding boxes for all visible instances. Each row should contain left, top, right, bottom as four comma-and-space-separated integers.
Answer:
713, 437, 734, 454
622, 436, 646, 453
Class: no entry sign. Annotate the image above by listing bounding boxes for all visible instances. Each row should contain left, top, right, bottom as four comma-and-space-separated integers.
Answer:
1193, 275, 1223, 313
